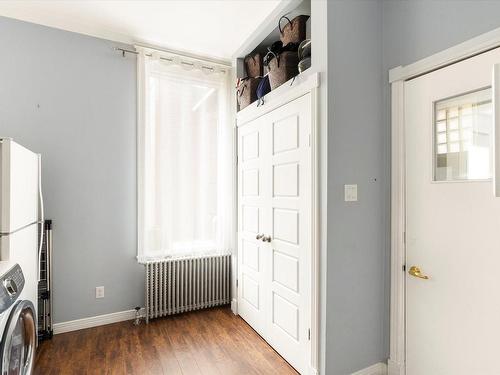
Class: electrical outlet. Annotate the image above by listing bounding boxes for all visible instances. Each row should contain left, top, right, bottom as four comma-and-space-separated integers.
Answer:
344, 184, 358, 202
95, 286, 105, 299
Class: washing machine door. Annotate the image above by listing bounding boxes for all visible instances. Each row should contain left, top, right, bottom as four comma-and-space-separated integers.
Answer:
0, 300, 36, 375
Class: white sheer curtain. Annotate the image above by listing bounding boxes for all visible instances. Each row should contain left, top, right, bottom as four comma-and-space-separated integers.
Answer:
137, 47, 233, 261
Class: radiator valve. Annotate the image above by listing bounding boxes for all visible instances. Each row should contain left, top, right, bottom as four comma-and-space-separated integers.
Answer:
133, 306, 142, 326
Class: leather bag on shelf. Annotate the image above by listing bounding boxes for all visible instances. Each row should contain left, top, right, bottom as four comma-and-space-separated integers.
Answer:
279, 15, 309, 45
244, 53, 263, 78
267, 51, 299, 90
237, 77, 262, 110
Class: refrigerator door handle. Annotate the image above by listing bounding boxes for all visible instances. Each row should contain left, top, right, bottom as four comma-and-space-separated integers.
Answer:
0, 221, 41, 237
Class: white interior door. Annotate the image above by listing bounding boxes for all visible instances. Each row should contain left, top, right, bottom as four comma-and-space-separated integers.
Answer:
238, 116, 267, 335
263, 94, 311, 374
405, 48, 500, 375
237, 93, 312, 374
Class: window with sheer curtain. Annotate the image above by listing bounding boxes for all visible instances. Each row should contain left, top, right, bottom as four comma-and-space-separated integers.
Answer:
137, 48, 233, 261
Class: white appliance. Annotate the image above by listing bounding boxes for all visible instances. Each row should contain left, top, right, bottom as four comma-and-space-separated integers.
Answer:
0, 138, 43, 374
0, 264, 36, 374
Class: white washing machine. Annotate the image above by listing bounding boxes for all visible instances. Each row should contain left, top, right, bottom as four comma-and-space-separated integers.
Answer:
0, 262, 36, 374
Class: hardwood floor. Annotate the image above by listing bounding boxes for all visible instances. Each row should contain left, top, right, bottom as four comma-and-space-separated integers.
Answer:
35, 306, 298, 375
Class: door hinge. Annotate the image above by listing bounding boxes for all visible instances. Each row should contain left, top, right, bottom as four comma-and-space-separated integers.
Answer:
403, 231, 406, 244
308, 328, 311, 340
236, 279, 239, 288
402, 264, 406, 272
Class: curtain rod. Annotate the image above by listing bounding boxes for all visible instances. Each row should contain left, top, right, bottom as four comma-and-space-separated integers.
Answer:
114, 47, 229, 72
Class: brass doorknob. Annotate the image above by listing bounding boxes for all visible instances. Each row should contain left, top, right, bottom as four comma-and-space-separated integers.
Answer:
408, 266, 429, 280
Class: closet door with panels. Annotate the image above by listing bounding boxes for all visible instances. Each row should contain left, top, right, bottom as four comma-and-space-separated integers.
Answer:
238, 116, 268, 335
238, 93, 312, 374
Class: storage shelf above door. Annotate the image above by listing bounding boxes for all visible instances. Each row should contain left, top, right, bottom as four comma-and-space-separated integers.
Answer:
232, 0, 311, 64
233, 0, 312, 113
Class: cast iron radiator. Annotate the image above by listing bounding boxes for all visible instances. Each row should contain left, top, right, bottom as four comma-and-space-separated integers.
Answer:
144, 253, 231, 322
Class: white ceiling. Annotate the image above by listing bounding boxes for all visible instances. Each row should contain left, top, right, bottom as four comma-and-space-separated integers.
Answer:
0, 0, 282, 62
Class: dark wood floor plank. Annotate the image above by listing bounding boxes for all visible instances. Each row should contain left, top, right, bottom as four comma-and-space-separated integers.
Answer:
205, 319, 263, 373
217, 309, 297, 374
207, 309, 285, 374
150, 321, 183, 375
122, 326, 149, 375
166, 314, 203, 375
35, 306, 299, 375
181, 313, 223, 375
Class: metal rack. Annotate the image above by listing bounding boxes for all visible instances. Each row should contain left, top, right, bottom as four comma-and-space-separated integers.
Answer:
38, 220, 53, 341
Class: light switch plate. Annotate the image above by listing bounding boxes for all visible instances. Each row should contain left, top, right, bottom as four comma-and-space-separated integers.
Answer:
344, 184, 358, 202
95, 286, 105, 299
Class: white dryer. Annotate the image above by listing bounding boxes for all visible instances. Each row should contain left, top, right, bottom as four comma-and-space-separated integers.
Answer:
0, 262, 36, 374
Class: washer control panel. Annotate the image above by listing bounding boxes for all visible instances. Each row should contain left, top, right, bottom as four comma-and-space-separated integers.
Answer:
0, 264, 24, 314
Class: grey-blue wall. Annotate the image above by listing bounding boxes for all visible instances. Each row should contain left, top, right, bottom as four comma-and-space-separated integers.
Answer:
382, 0, 500, 70
0, 16, 143, 323
326, 1, 386, 374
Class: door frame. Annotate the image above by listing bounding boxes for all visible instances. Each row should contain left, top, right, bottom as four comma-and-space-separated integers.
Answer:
234, 72, 320, 375
389, 27, 500, 375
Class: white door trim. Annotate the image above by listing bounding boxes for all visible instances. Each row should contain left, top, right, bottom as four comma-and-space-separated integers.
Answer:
389, 79, 406, 375
389, 28, 500, 375
235, 72, 320, 375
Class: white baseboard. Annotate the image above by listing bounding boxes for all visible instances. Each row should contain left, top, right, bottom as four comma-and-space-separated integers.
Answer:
352, 363, 388, 375
387, 360, 403, 375
53, 308, 145, 335
231, 298, 238, 315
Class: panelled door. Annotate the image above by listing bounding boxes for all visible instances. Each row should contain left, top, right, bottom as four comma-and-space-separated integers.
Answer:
238, 93, 312, 374
238, 115, 267, 335
405, 48, 500, 374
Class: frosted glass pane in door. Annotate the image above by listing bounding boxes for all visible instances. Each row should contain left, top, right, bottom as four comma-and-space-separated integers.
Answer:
434, 88, 492, 181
